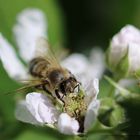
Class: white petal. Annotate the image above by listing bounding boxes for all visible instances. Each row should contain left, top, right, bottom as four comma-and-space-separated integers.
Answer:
124, 25, 140, 44
84, 100, 100, 132
110, 46, 127, 67
26, 92, 59, 124
38, 101, 60, 124
61, 53, 89, 76
15, 100, 40, 125
0, 33, 27, 80
112, 25, 140, 46
128, 43, 140, 72
89, 48, 105, 79
109, 25, 140, 66
119, 78, 136, 88
57, 113, 79, 135
84, 79, 99, 105
13, 8, 47, 62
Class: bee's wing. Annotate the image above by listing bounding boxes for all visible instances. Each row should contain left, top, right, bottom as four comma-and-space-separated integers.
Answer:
4, 79, 44, 95
35, 37, 61, 68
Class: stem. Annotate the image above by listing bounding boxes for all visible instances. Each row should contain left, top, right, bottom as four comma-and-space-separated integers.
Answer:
87, 127, 114, 135
104, 75, 130, 98
108, 85, 116, 97
105, 75, 121, 97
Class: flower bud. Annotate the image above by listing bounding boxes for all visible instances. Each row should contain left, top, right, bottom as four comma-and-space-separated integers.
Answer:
106, 25, 140, 78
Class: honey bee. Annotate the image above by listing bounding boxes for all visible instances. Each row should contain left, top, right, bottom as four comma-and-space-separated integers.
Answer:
28, 38, 80, 103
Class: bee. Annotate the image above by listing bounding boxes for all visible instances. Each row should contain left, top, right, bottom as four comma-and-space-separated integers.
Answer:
28, 38, 80, 103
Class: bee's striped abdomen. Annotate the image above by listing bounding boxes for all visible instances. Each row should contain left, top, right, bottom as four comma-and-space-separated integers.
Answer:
29, 57, 50, 78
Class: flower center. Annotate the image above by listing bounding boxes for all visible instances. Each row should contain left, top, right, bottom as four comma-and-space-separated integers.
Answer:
63, 90, 87, 132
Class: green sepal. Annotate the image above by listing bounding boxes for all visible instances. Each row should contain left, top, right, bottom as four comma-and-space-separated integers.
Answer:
106, 42, 130, 79
104, 75, 140, 135
116, 93, 140, 136
87, 118, 127, 137
133, 68, 140, 78
114, 47, 129, 79
105, 41, 113, 70
98, 98, 125, 127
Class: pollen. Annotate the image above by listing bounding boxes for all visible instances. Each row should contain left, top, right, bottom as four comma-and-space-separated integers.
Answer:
63, 90, 87, 119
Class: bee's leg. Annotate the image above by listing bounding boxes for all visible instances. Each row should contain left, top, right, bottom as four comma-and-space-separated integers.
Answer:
61, 94, 65, 99
42, 85, 51, 94
55, 90, 65, 105
35, 85, 43, 90
42, 85, 55, 99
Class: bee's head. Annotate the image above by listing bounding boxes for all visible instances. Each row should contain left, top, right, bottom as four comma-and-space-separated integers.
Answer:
59, 76, 80, 95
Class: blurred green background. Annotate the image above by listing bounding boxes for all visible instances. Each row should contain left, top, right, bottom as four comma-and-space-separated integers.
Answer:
0, 0, 140, 140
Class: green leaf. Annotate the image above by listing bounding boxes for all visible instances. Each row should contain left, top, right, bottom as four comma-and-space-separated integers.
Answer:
117, 93, 140, 135
88, 134, 115, 140
0, 62, 20, 122
15, 130, 58, 140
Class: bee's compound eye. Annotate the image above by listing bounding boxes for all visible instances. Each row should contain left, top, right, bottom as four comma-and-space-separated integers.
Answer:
60, 82, 65, 93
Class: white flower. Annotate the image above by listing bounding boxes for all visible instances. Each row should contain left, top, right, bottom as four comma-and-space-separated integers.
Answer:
0, 8, 100, 135
13, 8, 47, 62
15, 78, 100, 135
107, 25, 140, 76
0, 33, 27, 80
89, 48, 105, 79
